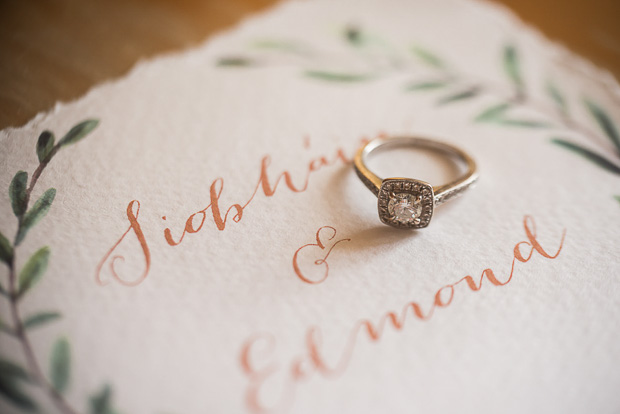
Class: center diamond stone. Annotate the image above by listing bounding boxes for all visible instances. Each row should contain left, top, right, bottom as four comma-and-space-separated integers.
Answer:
388, 193, 423, 223
378, 179, 434, 229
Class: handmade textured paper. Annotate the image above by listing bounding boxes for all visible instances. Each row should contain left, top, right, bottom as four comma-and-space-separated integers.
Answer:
1, 0, 619, 413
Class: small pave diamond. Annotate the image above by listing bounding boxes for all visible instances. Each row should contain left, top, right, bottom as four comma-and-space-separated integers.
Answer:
388, 193, 422, 224
377, 178, 434, 229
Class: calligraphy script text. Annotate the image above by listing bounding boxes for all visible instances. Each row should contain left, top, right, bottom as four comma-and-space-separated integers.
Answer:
240, 215, 566, 413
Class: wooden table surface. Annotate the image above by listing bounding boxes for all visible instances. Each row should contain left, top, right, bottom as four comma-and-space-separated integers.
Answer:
0, 0, 618, 130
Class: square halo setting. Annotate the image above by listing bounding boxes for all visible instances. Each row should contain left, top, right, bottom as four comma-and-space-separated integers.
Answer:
377, 178, 434, 229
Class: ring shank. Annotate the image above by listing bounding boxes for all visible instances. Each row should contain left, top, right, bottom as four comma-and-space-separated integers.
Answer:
353, 136, 478, 206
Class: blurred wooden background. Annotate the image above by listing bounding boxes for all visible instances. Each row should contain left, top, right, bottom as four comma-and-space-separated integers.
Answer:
0, 0, 618, 130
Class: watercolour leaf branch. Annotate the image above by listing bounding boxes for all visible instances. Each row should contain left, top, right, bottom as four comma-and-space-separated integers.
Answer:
0, 119, 126, 413
50, 337, 71, 394
16, 188, 56, 245
252, 39, 306, 54
411, 46, 445, 69
17, 246, 50, 297
497, 119, 550, 128
37, 131, 55, 163
0, 231, 13, 265
9, 171, 28, 217
23, 312, 62, 330
304, 70, 373, 82
217, 57, 255, 67
0, 359, 32, 382
475, 102, 551, 128
89, 384, 120, 414
216, 29, 619, 201
551, 138, 620, 175
584, 99, 620, 153
344, 25, 368, 48
0, 369, 38, 411
475, 103, 512, 122
0, 358, 37, 411
503, 44, 524, 97
58, 120, 100, 148
405, 80, 451, 91
437, 87, 480, 105
344, 25, 393, 54
546, 81, 568, 116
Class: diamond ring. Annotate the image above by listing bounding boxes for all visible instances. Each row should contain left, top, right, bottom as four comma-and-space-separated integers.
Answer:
353, 136, 478, 229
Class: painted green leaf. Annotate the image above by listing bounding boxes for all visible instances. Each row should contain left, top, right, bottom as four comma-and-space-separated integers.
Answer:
15, 187, 56, 245
252, 39, 303, 53
36, 131, 55, 163
614, 195, 620, 205
18, 246, 50, 296
437, 87, 480, 105
23, 312, 61, 330
475, 103, 511, 122
584, 99, 620, 153
503, 44, 523, 91
90, 384, 118, 414
58, 119, 99, 147
217, 57, 254, 67
546, 81, 567, 115
411, 46, 444, 68
497, 119, 551, 128
304, 70, 373, 82
405, 80, 449, 91
0, 376, 37, 411
0, 231, 13, 265
9, 171, 28, 217
344, 25, 363, 47
50, 337, 71, 394
0, 359, 31, 382
551, 138, 620, 175
0, 359, 35, 410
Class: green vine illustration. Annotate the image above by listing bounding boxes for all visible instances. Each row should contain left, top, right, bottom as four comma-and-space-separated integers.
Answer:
217, 25, 620, 201
405, 44, 620, 185
0, 121, 121, 413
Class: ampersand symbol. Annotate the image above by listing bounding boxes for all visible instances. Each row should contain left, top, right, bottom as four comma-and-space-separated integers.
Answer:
292, 226, 350, 284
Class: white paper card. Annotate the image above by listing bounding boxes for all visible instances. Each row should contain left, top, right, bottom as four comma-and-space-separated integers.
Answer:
1, 0, 619, 413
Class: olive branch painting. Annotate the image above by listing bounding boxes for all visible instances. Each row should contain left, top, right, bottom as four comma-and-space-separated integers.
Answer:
0, 121, 122, 413
218, 26, 620, 203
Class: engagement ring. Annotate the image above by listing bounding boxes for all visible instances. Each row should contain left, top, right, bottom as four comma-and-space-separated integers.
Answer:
353, 136, 478, 229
